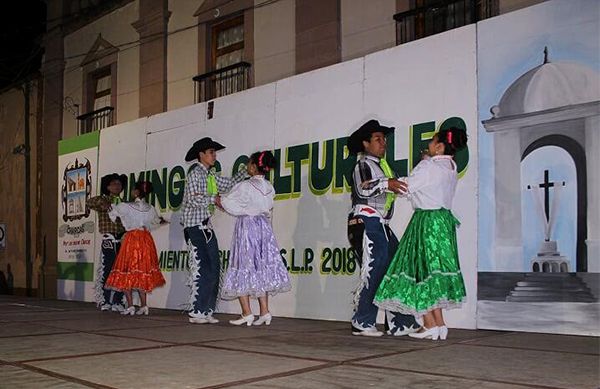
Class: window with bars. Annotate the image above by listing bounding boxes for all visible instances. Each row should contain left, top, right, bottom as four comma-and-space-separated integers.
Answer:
193, 13, 252, 103
78, 66, 114, 134
394, 0, 499, 45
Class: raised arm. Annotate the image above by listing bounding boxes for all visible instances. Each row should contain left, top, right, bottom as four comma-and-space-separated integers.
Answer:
215, 170, 248, 194
405, 159, 431, 194
221, 181, 251, 216
353, 160, 388, 199
184, 168, 217, 208
88, 195, 109, 211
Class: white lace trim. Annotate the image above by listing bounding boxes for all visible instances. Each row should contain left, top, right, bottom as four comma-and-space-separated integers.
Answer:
126, 198, 153, 212
375, 297, 467, 318
353, 232, 375, 309
184, 238, 200, 312
94, 248, 107, 307
94, 234, 118, 306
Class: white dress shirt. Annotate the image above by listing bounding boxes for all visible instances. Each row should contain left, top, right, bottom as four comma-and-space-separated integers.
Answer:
405, 155, 458, 210
221, 176, 275, 217
108, 198, 161, 231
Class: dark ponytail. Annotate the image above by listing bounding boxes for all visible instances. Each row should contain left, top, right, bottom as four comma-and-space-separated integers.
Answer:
134, 181, 153, 199
437, 127, 467, 156
250, 150, 277, 175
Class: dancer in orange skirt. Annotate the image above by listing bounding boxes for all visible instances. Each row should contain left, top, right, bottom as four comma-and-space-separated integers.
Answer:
105, 181, 167, 315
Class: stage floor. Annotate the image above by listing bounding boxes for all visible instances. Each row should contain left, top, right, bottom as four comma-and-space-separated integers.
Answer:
0, 295, 598, 389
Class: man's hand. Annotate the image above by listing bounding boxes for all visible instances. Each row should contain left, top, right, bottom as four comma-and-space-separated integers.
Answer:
214, 195, 223, 210
388, 179, 408, 194
159, 217, 169, 225
100, 198, 111, 211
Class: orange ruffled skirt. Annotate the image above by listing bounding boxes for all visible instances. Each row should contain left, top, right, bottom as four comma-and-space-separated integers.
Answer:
105, 229, 165, 292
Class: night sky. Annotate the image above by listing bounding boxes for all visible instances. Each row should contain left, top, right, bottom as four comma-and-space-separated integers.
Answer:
0, 1, 46, 90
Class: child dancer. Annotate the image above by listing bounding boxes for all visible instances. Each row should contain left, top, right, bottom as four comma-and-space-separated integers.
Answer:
220, 151, 291, 326
88, 173, 127, 312
374, 127, 468, 340
105, 181, 167, 315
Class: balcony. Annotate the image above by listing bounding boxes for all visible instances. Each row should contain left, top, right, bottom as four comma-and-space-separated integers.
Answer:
193, 62, 251, 103
394, 0, 498, 45
76, 106, 114, 135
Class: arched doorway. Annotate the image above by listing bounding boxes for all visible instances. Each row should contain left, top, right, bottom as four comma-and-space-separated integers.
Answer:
522, 135, 587, 272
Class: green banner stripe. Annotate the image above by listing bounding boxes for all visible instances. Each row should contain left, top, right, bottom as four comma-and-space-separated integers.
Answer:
59, 131, 100, 155
56, 262, 94, 282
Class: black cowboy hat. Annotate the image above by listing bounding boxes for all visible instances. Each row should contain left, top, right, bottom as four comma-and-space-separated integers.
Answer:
347, 119, 394, 154
100, 173, 127, 195
185, 137, 226, 162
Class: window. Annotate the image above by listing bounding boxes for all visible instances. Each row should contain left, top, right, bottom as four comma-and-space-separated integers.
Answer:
78, 35, 118, 134
192, 14, 250, 102
211, 15, 244, 70
91, 67, 112, 111
394, 0, 499, 45
77, 66, 115, 134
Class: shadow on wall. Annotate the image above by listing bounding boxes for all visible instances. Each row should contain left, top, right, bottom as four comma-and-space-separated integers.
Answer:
164, 209, 189, 309
292, 173, 354, 320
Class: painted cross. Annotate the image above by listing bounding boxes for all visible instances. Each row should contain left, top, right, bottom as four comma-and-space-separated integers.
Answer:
538, 170, 554, 222
526, 169, 561, 223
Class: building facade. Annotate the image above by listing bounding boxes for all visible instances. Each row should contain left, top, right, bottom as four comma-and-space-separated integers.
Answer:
1, 0, 547, 297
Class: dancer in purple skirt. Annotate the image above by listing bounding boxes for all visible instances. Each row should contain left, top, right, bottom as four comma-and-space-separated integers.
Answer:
220, 151, 291, 326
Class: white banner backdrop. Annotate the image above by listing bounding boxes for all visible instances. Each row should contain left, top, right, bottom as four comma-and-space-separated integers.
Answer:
90, 25, 478, 327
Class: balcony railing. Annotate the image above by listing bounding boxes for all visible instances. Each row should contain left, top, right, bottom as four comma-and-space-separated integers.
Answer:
77, 106, 114, 134
394, 0, 498, 45
193, 62, 251, 103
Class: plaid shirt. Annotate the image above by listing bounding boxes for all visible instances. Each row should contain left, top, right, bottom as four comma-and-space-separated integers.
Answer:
351, 154, 396, 220
88, 194, 125, 236
182, 163, 247, 228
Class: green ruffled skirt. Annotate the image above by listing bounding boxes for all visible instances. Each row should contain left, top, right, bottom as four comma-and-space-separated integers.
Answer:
374, 208, 466, 317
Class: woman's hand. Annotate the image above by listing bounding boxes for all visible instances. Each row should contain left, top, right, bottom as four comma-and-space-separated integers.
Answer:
214, 195, 223, 210
388, 178, 408, 194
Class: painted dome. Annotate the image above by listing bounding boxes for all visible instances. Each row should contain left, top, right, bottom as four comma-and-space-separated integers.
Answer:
491, 61, 600, 118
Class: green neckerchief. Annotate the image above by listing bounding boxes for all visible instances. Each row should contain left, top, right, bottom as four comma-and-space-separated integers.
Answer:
110, 195, 122, 205
378, 158, 395, 211
207, 169, 218, 214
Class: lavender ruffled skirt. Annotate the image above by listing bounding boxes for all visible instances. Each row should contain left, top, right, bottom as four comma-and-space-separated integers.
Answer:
221, 215, 291, 299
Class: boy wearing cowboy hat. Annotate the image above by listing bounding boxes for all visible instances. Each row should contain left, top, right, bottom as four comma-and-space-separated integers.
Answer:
182, 137, 248, 324
88, 173, 128, 312
347, 120, 419, 337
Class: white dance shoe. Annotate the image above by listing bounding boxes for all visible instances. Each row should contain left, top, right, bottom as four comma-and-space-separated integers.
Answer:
388, 324, 420, 336
229, 314, 255, 326
351, 321, 384, 337
253, 313, 272, 326
121, 306, 136, 316
408, 326, 439, 340
438, 325, 448, 340
136, 306, 149, 316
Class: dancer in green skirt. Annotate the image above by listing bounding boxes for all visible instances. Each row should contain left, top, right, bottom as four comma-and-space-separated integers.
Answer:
374, 127, 467, 341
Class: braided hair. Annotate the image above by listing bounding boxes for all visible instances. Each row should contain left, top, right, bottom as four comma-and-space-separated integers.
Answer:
250, 151, 277, 175
134, 181, 154, 199
436, 127, 468, 156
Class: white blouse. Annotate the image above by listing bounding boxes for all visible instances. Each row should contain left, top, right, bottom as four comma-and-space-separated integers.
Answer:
108, 198, 162, 231
221, 176, 275, 216
404, 155, 458, 210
